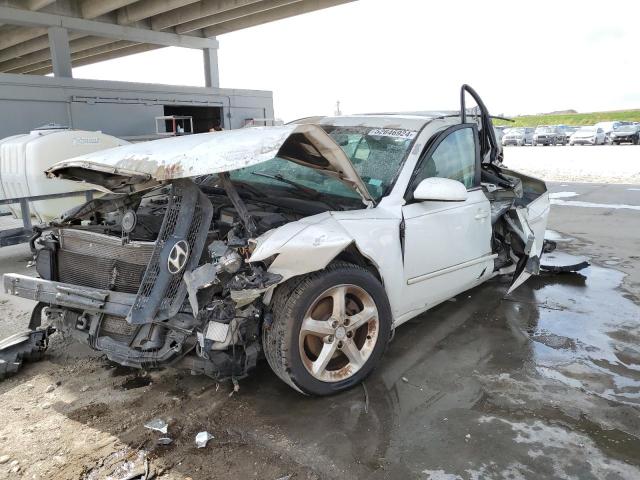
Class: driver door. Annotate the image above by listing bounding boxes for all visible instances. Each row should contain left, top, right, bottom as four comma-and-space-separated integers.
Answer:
400, 125, 494, 316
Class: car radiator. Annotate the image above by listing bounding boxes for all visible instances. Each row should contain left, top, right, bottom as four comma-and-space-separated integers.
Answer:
57, 229, 155, 295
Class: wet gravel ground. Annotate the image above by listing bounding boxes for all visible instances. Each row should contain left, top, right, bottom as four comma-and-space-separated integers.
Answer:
0, 182, 639, 479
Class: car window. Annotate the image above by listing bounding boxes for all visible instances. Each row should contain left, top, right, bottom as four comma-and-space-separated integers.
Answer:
411, 126, 477, 192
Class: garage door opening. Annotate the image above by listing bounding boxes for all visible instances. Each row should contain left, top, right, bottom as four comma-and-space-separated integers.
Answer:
163, 105, 224, 133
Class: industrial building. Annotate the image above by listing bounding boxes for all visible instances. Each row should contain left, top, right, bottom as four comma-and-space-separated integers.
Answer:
0, 0, 353, 138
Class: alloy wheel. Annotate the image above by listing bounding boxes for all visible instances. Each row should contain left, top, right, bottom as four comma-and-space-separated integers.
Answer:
298, 284, 379, 382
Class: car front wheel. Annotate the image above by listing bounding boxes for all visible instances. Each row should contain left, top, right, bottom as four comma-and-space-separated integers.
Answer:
263, 261, 392, 396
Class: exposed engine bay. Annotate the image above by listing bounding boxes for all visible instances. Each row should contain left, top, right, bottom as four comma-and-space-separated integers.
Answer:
29, 176, 327, 381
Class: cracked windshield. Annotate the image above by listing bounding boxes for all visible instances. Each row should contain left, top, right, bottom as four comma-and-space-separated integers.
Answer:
229, 126, 417, 201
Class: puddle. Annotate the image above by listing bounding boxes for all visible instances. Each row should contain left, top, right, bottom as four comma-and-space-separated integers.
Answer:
510, 265, 640, 406
239, 246, 640, 478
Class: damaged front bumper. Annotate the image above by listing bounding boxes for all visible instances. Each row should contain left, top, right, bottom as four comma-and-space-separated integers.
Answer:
4, 274, 135, 317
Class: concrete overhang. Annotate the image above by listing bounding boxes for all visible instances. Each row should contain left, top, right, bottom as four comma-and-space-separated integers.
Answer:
0, 0, 355, 75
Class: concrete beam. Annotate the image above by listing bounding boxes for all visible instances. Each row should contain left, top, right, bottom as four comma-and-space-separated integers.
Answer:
25, 42, 162, 75
80, 0, 139, 20
0, 36, 114, 72
203, 0, 354, 36
203, 46, 218, 88
22, 0, 57, 10
13, 39, 141, 74
0, 25, 47, 50
47, 26, 72, 77
176, 0, 302, 33
0, 6, 219, 49
151, 0, 264, 31
0, 31, 84, 63
117, 0, 200, 25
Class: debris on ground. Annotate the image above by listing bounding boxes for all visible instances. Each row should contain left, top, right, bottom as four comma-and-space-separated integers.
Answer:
541, 251, 590, 273
156, 437, 173, 446
195, 431, 214, 448
229, 377, 240, 397
362, 382, 369, 414
0, 455, 9, 464
144, 419, 168, 434
0, 326, 55, 380
401, 377, 409, 383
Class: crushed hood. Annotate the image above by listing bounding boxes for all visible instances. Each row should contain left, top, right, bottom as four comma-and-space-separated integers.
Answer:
46, 124, 374, 204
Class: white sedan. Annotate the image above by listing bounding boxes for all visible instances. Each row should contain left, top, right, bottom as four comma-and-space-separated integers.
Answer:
569, 126, 606, 145
3, 86, 549, 395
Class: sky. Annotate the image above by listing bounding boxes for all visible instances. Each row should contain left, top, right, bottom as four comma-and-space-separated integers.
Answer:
73, 0, 640, 122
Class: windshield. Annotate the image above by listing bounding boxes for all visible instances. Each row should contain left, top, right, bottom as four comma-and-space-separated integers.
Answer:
535, 126, 554, 133
228, 126, 416, 204
510, 128, 525, 134
578, 126, 596, 132
615, 125, 636, 132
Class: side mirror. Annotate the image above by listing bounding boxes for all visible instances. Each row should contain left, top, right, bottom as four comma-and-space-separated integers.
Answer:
413, 177, 468, 202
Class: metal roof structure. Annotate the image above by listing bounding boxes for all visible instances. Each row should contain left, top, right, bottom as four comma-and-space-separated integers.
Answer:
0, 0, 354, 78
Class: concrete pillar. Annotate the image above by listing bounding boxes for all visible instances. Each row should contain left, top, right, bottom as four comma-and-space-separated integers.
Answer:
203, 47, 219, 88
47, 26, 72, 77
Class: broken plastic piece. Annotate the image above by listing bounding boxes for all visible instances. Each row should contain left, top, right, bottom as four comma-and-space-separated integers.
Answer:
195, 431, 214, 448
157, 437, 173, 445
144, 419, 168, 434
541, 251, 590, 273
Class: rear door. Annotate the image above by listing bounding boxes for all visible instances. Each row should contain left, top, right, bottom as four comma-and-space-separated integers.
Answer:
400, 125, 494, 314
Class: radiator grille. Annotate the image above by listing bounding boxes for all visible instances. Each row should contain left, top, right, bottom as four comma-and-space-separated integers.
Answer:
129, 179, 213, 324
57, 230, 155, 294
100, 314, 137, 342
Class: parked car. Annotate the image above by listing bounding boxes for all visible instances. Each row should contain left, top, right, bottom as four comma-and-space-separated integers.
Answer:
555, 125, 577, 145
569, 126, 606, 145
532, 125, 563, 146
1, 86, 550, 395
594, 121, 621, 143
502, 127, 534, 146
608, 124, 640, 145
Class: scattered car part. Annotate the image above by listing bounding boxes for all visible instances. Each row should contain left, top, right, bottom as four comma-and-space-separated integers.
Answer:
540, 251, 590, 273
0, 326, 55, 380
144, 419, 168, 435
195, 431, 214, 448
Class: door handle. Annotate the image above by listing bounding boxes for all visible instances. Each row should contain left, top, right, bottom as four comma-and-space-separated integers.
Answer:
475, 210, 489, 220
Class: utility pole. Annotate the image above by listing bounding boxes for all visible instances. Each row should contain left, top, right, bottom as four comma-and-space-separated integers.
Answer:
334, 100, 342, 116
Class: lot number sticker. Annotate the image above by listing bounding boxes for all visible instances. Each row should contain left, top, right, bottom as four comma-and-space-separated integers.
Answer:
368, 128, 417, 139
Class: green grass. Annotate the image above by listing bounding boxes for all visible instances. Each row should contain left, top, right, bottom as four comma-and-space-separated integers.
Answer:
493, 110, 640, 127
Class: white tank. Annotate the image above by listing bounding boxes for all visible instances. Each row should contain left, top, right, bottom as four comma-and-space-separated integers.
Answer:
0, 127, 129, 222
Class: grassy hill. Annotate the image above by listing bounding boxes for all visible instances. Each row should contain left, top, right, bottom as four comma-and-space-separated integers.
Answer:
493, 110, 640, 127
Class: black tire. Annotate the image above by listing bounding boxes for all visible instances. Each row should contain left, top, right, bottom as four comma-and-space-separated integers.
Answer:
263, 261, 392, 396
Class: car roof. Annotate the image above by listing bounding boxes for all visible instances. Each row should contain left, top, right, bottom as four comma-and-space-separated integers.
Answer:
291, 113, 457, 131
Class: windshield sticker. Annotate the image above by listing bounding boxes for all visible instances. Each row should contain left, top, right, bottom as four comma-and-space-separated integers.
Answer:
368, 128, 417, 140
368, 178, 383, 187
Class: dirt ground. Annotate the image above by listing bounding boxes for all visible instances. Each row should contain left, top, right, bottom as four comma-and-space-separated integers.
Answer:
0, 181, 639, 480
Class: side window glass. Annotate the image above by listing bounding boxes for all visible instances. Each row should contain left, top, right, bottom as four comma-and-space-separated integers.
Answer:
413, 127, 476, 191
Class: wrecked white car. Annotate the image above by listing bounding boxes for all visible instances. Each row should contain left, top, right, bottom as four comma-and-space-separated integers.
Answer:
2, 86, 549, 395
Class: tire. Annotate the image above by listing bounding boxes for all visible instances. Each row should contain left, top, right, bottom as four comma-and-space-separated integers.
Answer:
263, 261, 392, 396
